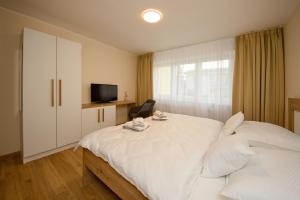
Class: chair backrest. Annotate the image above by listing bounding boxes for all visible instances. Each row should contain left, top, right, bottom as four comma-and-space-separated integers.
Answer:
140, 99, 156, 113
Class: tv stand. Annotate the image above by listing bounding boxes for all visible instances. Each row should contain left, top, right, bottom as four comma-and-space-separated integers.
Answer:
81, 100, 136, 136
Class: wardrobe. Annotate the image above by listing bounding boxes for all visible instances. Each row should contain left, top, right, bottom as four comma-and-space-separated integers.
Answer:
22, 28, 81, 163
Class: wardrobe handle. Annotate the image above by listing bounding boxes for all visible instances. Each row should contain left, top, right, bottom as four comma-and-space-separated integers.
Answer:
51, 79, 54, 107
98, 109, 100, 123
58, 80, 62, 106
102, 109, 105, 122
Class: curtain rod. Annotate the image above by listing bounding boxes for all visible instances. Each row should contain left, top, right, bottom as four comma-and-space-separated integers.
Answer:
236, 26, 284, 37
150, 25, 283, 55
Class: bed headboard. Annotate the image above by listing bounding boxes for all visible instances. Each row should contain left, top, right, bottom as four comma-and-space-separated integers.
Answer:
288, 98, 300, 134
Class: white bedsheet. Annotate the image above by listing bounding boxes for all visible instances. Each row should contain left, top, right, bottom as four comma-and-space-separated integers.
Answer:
222, 147, 300, 200
189, 176, 228, 200
79, 113, 225, 200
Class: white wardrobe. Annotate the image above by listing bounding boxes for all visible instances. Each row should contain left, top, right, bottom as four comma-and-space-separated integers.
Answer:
22, 28, 81, 163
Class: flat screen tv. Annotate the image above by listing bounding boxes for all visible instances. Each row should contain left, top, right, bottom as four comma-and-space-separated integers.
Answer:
91, 84, 118, 103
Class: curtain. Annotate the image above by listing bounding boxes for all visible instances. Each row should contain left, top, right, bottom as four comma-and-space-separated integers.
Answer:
153, 38, 235, 122
232, 28, 285, 126
137, 53, 153, 105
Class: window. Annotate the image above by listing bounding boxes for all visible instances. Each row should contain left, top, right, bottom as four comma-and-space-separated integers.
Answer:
156, 66, 171, 96
153, 38, 235, 121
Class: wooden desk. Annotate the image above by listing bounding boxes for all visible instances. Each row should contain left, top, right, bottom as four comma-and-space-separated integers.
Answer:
82, 100, 136, 109
82, 100, 136, 125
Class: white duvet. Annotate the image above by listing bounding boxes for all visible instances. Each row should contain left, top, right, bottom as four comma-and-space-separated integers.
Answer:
79, 113, 225, 200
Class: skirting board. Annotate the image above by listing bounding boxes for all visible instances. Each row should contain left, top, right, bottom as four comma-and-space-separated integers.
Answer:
23, 142, 78, 163
0, 151, 20, 161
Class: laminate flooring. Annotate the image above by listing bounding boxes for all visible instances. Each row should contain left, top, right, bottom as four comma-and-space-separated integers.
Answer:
0, 148, 120, 200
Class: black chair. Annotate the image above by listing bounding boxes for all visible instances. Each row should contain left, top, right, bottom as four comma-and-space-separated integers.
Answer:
129, 99, 156, 119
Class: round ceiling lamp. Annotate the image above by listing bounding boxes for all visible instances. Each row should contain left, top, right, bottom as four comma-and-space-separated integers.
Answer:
142, 9, 163, 23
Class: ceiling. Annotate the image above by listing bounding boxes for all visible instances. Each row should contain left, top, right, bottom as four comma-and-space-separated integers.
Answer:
0, 0, 299, 54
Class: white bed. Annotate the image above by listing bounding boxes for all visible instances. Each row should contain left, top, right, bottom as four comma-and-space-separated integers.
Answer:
80, 113, 227, 200
79, 112, 300, 200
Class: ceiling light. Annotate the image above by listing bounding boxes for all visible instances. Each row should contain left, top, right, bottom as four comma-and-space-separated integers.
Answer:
142, 9, 163, 23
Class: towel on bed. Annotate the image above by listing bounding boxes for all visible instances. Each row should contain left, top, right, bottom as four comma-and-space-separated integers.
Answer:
123, 120, 150, 131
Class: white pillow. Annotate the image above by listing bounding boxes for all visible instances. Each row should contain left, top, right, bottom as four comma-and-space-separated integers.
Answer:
222, 112, 244, 136
221, 147, 300, 200
235, 121, 300, 152
201, 136, 254, 178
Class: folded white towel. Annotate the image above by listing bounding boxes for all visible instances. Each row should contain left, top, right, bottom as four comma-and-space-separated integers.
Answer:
154, 110, 167, 118
132, 117, 145, 127
154, 110, 162, 116
123, 121, 150, 131
152, 115, 168, 121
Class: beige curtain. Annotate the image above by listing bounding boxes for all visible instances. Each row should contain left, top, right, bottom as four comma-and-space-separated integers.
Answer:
137, 53, 153, 105
232, 28, 285, 126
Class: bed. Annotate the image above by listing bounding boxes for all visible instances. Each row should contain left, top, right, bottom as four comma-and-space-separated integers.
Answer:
80, 113, 225, 200
79, 98, 300, 200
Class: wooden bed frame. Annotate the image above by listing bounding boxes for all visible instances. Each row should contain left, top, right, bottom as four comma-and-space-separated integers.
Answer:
83, 148, 148, 200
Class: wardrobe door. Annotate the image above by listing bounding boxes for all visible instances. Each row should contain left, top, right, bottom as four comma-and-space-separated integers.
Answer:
23, 28, 57, 157
57, 38, 82, 147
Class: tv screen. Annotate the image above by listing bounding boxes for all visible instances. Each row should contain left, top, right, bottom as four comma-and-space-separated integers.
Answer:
91, 84, 118, 103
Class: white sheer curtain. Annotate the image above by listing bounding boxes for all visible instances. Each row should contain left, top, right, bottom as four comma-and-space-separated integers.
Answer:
153, 38, 235, 122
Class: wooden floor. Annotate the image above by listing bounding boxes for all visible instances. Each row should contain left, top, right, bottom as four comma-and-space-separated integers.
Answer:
0, 148, 120, 200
